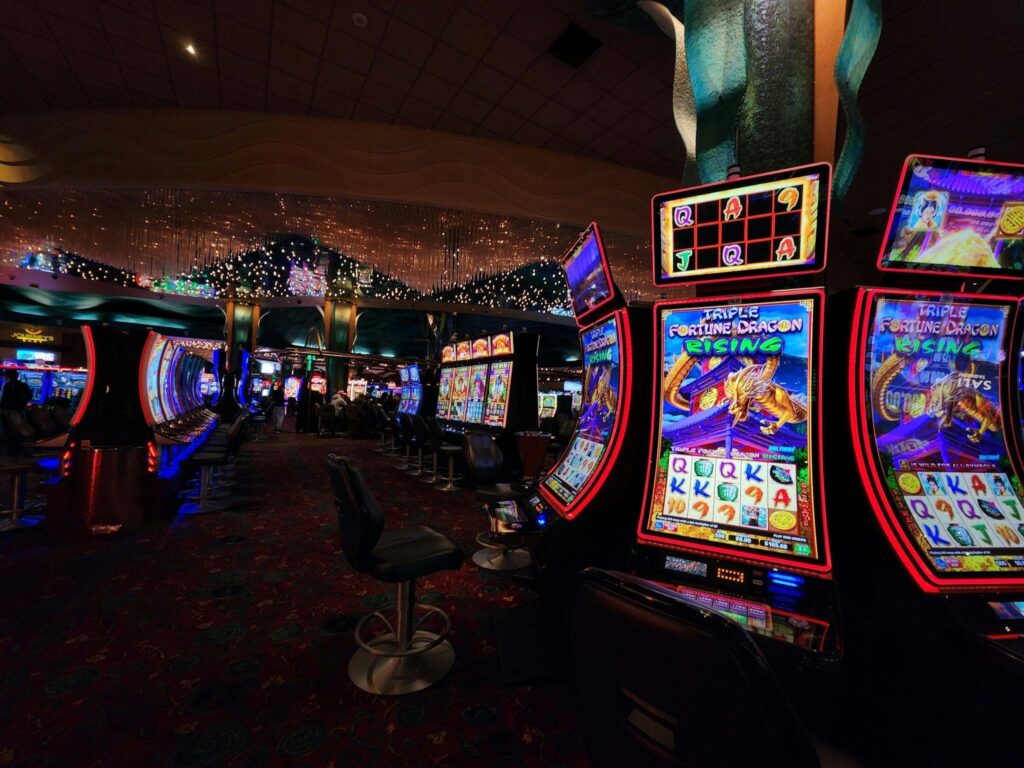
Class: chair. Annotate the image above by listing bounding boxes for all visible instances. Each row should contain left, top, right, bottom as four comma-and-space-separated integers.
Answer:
418, 417, 445, 484
27, 407, 61, 438
406, 414, 433, 477
180, 414, 248, 515
571, 569, 821, 768
371, 406, 392, 453
392, 412, 414, 470
317, 403, 337, 438
463, 431, 531, 571
328, 454, 464, 694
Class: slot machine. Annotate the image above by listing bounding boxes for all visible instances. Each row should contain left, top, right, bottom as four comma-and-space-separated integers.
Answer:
848, 155, 1024, 669
434, 330, 540, 469
632, 164, 842, 662
139, 332, 223, 478
396, 364, 423, 415
528, 223, 653, 572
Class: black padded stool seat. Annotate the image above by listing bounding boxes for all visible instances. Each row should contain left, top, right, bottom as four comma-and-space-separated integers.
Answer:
365, 526, 463, 583
329, 454, 464, 695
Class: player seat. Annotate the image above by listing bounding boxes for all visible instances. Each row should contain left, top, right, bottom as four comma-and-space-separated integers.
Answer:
328, 454, 464, 695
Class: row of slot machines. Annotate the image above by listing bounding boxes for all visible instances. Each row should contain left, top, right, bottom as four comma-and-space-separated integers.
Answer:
517, 154, 1024, 747
139, 331, 223, 476
2, 366, 90, 407
434, 332, 539, 434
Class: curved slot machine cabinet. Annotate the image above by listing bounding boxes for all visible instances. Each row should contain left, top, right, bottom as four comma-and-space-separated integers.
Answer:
528, 222, 652, 572
632, 164, 841, 662
849, 155, 1024, 669
139, 332, 224, 478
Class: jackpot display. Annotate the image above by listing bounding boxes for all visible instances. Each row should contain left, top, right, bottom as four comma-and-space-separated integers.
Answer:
542, 315, 621, 507
563, 224, 614, 318
858, 293, 1024, 578
641, 296, 825, 566
879, 156, 1024, 277
653, 164, 829, 285
484, 360, 512, 428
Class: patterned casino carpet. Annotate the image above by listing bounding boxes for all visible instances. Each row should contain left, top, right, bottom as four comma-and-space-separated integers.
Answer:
0, 428, 588, 767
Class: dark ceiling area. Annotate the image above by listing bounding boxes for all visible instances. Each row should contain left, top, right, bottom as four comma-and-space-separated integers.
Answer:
0, 0, 682, 178
1, 1, 1023, 297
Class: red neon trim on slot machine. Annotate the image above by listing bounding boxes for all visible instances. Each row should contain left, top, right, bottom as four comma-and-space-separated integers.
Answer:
70, 325, 97, 427
875, 154, 1024, 281
850, 287, 1024, 592
138, 331, 159, 427
539, 308, 634, 519
649, 162, 832, 288
634, 288, 832, 576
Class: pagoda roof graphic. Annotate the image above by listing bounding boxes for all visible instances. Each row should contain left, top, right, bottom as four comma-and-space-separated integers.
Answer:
876, 412, 1003, 464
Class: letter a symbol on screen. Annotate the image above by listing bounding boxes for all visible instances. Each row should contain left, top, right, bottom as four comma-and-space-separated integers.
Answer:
723, 196, 743, 221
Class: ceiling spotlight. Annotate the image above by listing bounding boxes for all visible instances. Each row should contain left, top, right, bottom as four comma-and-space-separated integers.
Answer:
184, 42, 197, 57
352, 12, 368, 28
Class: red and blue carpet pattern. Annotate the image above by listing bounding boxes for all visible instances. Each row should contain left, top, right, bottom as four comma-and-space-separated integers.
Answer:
0, 429, 588, 766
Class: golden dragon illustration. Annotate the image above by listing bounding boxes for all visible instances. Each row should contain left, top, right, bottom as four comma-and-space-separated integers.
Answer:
870, 355, 1001, 443
663, 351, 806, 435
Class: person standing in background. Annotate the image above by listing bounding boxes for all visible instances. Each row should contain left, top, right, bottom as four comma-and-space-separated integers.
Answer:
1, 369, 32, 455
270, 380, 286, 433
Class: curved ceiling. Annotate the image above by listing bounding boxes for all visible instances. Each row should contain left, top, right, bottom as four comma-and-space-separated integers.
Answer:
0, 0, 682, 179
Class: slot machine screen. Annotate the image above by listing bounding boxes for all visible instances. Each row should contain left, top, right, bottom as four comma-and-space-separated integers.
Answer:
653, 163, 830, 285
441, 345, 456, 363
399, 366, 410, 384
456, 341, 472, 361
400, 384, 411, 413
641, 295, 827, 568
465, 364, 489, 424
542, 315, 622, 507
449, 366, 471, 422
538, 393, 557, 419
310, 373, 327, 395
878, 155, 1024, 278
436, 368, 454, 419
20, 369, 46, 404
284, 376, 301, 401
407, 364, 421, 414
562, 223, 615, 319
484, 360, 513, 428
859, 293, 1024, 580
144, 337, 168, 423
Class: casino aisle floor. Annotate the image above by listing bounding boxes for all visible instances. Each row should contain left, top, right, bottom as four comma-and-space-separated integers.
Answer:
0, 428, 587, 767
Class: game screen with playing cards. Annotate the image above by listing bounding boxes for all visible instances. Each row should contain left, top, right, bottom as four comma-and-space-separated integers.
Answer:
641, 294, 826, 567
861, 293, 1024, 577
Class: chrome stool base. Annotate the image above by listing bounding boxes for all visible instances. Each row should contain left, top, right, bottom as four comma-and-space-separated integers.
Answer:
472, 547, 532, 571
348, 632, 455, 695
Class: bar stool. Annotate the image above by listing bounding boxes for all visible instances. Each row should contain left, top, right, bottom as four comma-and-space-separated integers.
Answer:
328, 454, 464, 694
463, 431, 531, 571
418, 418, 445, 484
392, 413, 414, 470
